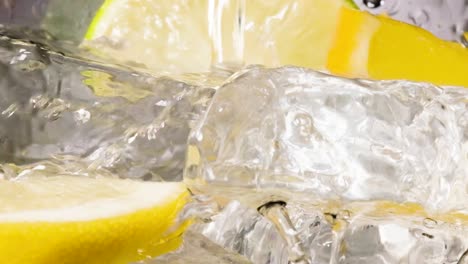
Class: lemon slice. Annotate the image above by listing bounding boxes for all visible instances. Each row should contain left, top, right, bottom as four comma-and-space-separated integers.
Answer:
83, 0, 352, 73
84, 0, 211, 73
84, 0, 468, 88
0, 175, 189, 264
327, 7, 468, 87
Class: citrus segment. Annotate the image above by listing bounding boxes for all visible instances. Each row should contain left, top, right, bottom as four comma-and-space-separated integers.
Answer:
83, 0, 350, 73
84, 1, 468, 87
328, 7, 468, 87
327, 7, 379, 77
0, 176, 190, 264
242, 0, 343, 70
84, 0, 211, 73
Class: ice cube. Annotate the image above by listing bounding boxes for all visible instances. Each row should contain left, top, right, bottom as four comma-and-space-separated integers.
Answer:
0, 30, 215, 181
185, 66, 468, 212
192, 199, 467, 264
150, 230, 252, 264
194, 200, 289, 263
338, 217, 468, 263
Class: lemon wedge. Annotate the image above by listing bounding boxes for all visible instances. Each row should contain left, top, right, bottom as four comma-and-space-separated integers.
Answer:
327, 7, 468, 87
83, 0, 352, 73
84, 0, 468, 87
0, 175, 189, 264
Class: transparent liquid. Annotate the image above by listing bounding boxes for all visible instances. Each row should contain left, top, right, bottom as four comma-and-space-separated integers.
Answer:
0, 1, 467, 263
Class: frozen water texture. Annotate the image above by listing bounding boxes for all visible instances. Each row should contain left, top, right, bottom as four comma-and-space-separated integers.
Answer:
193, 199, 468, 263
149, 230, 251, 264
0, 29, 215, 181
1, 28, 467, 264
186, 66, 468, 213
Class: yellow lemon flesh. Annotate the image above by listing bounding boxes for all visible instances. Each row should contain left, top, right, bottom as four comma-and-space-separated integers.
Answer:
0, 175, 189, 264
84, 0, 468, 88
83, 0, 353, 73
327, 7, 468, 87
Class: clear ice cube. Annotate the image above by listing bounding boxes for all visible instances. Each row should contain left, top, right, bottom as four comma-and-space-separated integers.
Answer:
192, 198, 467, 263
1, 28, 467, 264
0, 30, 215, 181
186, 66, 468, 213
150, 230, 251, 264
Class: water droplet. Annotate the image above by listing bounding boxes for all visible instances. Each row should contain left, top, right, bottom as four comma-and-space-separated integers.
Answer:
409, 9, 429, 27
30, 95, 50, 110
73, 109, 91, 124
9, 49, 30, 64
338, 210, 351, 221
258, 201, 310, 263
47, 110, 61, 121
293, 113, 311, 124
179, 194, 219, 223
324, 212, 338, 225
155, 99, 169, 107
363, 0, 384, 9
423, 218, 438, 229
193, 131, 204, 142
1, 104, 18, 117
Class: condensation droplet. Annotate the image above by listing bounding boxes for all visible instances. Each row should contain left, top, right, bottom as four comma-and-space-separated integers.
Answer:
338, 210, 351, 220
73, 109, 91, 124
324, 212, 337, 225
155, 99, 169, 107
47, 110, 61, 121
1, 104, 18, 118
409, 9, 429, 27
423, 218, 438, 229
292, 113, 315, 141
363, 0, 384, 9
258, 201, 310, 263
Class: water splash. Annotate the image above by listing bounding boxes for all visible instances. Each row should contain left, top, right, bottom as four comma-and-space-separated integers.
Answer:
208, 0, 246, 70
